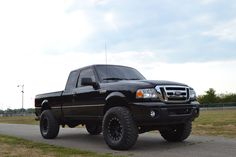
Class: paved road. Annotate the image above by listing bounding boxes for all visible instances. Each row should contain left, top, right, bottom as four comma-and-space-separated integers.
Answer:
0, 123, 235, 157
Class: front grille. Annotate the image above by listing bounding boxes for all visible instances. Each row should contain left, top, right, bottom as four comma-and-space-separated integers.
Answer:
155, 85, 190, 103
166, 87, 185, 90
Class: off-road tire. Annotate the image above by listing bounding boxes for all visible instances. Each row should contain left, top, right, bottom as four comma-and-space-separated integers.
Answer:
40, 110, 60, 139
103, 107, 138, 150
160, 121, 192, 142
86, 124, 102, 135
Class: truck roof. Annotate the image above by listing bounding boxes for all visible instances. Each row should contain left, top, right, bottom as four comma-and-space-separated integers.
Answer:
71, 64, 134, 72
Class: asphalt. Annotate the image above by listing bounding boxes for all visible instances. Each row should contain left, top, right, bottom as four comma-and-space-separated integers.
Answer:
0, 123, 235, 157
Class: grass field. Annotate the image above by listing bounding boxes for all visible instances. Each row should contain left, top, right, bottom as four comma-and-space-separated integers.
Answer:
0, 109, 236, 137
0, 134, 124, 157
0, 115, 38, 125
192, 109, 236, 137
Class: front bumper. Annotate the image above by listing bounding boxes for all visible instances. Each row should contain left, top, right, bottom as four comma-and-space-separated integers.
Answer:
130, 101, 200, 126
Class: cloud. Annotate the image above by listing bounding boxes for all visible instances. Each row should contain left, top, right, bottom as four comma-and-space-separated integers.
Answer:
0, 0, 93, 54
202, 19, 236, 41
61, 0, 236, 63
104, 12, 119, 31
43, 10, 94, 54
200, 0, 218, 5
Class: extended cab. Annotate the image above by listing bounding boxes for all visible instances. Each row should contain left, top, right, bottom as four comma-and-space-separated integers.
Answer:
35, 64, 199, 150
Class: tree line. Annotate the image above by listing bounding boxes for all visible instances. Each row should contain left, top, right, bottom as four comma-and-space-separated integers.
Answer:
0, 108, 34, 115
197, 88, 236, 104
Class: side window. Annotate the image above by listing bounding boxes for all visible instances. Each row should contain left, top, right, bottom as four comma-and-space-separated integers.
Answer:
65, 71, 79, 90
77, 68, 96, 87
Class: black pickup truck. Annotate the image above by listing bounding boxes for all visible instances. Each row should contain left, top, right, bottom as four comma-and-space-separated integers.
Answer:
35, 64, 199, 150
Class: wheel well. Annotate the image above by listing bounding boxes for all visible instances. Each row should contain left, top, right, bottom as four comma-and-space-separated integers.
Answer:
41, 103, 50, 113
104, 97, 130, 115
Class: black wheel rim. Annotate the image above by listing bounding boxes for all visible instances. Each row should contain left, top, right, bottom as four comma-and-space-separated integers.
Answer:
108, 117, 123, 141
41, 116, 49, 134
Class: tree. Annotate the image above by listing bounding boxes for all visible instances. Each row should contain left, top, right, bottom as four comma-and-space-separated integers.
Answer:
0, 110, 4, 114
219, 93, 236, 103
197, 88, 218, 104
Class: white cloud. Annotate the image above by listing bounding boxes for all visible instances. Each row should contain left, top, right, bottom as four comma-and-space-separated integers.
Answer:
202, 19, 236, 41
200, 0, 218, 5
104, 12, 119, 30
92, 0, 111, 5
193, 14, 214, 25
44, 10, 93, 52
64, 0, 126, 33
0, 0, 93, 55
64, 0, 111, 11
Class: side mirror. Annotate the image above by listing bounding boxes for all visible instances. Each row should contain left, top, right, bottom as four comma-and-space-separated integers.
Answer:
81, 77, 99, 89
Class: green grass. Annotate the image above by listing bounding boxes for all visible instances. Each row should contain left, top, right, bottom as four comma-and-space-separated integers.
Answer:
0, 134, 126, 157
0, 115, 38, 125
192, 109, 236, 138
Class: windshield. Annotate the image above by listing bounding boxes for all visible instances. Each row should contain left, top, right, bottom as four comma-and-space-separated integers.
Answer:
95, 65, 146, 83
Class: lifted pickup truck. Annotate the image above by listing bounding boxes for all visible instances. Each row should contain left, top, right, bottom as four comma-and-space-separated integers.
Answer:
35, 64, 199, 150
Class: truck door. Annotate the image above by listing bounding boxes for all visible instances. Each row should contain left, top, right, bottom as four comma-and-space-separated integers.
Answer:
70, 68, 104, 119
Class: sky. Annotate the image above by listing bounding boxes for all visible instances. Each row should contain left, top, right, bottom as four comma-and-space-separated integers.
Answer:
0, 0, 236, 109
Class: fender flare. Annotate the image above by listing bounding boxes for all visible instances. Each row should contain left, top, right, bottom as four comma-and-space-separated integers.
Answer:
105, 92, 126, 102
104, 92, 129, 114
41, 100, 48, 107
40, 100, 51, 112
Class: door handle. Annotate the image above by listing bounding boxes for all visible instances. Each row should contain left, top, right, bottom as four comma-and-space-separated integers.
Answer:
99, 89, 107, 94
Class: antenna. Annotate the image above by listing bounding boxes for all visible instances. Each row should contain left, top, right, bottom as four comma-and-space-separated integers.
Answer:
105, 40, 108, 83
105, 40, 107, 64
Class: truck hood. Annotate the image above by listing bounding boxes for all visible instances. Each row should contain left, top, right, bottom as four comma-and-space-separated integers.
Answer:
139, 80, 188, 86
101, 79, 189, 91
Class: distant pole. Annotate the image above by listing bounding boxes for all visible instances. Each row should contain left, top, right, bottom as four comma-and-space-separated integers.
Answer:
17, 84, 24, 111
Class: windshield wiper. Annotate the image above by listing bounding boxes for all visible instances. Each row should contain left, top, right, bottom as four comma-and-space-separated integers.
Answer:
129, 78, 140, 80
103, 77, 140, 81
103, 77, 126, 80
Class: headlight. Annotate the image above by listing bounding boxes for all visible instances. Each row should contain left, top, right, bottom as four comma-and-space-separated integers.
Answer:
189, 88, 196, 100
136, 88, 158, 99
